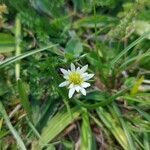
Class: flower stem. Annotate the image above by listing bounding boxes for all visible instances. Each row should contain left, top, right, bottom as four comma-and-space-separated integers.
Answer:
15, 15, 21, 81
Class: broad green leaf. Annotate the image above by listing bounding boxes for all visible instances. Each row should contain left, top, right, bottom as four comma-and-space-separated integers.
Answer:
74, 15, 116, 28
65, 37, 83, 58
39, 107, 82, 147
72, 0, 92, 13
0, 33, 14, 45
0, 45, 15, 53
0, 101, 27, 150
0, 33, 15, 53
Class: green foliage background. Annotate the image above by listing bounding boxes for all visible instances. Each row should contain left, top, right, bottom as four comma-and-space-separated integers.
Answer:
0, 0, 150, 149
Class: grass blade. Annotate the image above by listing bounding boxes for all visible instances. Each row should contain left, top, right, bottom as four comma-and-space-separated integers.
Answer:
17, 79, 32, 118
0, 101, 27, 150
119, 51, 150, 70
133, 106, 150, 122
80, 108, 96, 150
15, 16, 21, 80
96, 107, 129, 150
0, 44, 58, 69
111, 31, 150, 66
39, 106, 82, 147
143, 133, 150, 150
111, 103, 136, 150
25, 117, 41, 139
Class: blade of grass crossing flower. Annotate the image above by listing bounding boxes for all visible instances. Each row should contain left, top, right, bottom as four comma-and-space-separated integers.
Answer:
39, 107, 82, 147
111, 31, 150, 66
0, 44, 58, 69
80, 108, 96, 150
0, 101, 27, 150
15, 16, 21, 80
17, 79, 32, 119
111, 103, 136, 150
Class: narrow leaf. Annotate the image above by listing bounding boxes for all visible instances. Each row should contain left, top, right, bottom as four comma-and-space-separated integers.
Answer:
17, 79, 32, 118
130, 76, 144, 95
39, 107, 81, 147
0, 44, 58, 69
0, 101, 27, 150
111, 31, 150, 66
81, 108, 96, 150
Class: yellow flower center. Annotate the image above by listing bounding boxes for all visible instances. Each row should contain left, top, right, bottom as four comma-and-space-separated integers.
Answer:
69, 72, 83, 85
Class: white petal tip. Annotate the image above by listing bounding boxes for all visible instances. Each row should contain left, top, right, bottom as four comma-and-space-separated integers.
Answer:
70, 63, 75, 71
59, 81, 69, 87
60, 68, 68, 75
68, 88, 75, 99
80, 88, 86, 96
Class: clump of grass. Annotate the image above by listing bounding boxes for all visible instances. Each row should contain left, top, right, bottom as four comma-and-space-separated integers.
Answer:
0, 0, 150, 149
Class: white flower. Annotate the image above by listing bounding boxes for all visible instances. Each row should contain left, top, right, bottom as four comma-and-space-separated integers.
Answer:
59, 63, 94, 98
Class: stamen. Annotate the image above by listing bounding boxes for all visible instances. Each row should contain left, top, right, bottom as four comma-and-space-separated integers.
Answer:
69, 72, 83, 85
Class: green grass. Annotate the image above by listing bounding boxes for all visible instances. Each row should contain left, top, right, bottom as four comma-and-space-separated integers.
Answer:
0, 0, 150, 149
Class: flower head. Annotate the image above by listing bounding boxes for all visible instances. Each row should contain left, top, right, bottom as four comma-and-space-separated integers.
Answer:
59, 63, 94, 98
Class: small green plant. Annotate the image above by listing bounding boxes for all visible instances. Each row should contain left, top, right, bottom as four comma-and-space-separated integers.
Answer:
0, 0, 150, 149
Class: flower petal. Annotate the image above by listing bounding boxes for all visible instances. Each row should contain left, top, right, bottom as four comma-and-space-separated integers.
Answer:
59, 81, 69, 87
80, 88, 86, 96
69, 88, 75, 98
75, 86, 81, 92
70, 63, 75, 71
69, 83, 74, 88
60, 68, 68, 75
76, 67, 80, 72
84, 74, 94, 81
63, 75, 69, 79
79, 65, 88, 73
81, 82, 90, 88
82, 73, 88, 78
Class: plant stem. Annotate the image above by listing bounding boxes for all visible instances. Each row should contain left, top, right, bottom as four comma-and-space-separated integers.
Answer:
0, 101, 27, 150
93, 0, 98, 54
15, 15, 21, 81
